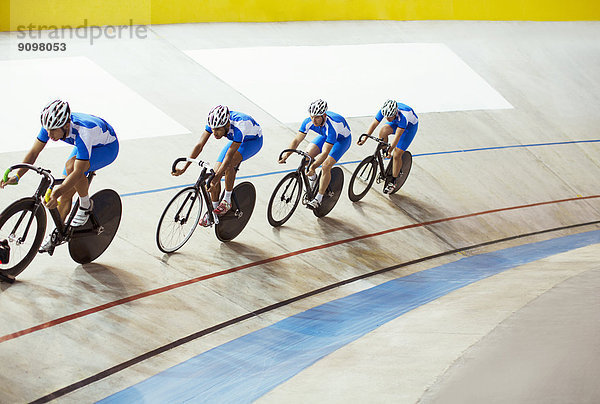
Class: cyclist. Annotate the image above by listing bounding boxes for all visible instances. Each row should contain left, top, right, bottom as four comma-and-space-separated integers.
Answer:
0, 99, 119, 251
172, 105, 263, 226
358, 99, 418, 193
279, 99, 351, 209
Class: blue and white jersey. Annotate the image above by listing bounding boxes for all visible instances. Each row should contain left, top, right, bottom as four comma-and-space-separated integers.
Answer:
37, 112, 118, 160
299, 111, 351, 144
205, 111, 262, 143
375, 102, 419, 130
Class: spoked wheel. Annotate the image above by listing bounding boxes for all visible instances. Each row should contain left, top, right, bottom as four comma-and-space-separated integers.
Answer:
267, 172, 303, 227
69, 189, 122, 264
384, 151, 412, 195
348, 156, 378, 202
0, 198, 47, 282
216, 182, 256, 242
314, 167, 344, 218
155, 186, 203, 253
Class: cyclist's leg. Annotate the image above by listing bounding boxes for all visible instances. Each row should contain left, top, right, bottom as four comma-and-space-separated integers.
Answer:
379, 123, 395, 143
56, 148, 78, 219
307, 134, 326, 159
393, 123, 417, 177
235, 136, 263, 166
69, 141, 118, 218
71, 140, 119, 226
87, 141, 119, 173
226, 136, 262, 185
317, 136, 351, 195
211, 141, 234, 205
209, 162, 223, 207
317, 155, 336, 197
306, 135, 326, 179
58, 159, 91, 220
222, 152, 242, 207
220, 136, 262, 214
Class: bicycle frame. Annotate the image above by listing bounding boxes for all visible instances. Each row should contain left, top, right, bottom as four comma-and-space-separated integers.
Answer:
172, 157, 218, 225
278, 149, 316, 202
3, 163, 96, 246
358, 134, 392, 182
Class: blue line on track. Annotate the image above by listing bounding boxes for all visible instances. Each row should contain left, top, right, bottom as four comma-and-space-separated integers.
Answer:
120, 139, 600, 198
100, 229, 600, 404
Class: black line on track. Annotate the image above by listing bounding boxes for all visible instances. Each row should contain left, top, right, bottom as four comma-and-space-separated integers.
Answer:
31, 220, 600, 403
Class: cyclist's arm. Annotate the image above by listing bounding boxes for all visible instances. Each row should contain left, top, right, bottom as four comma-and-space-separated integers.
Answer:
280, 132, 307, 163
173, 131, 211, 175
190, 131, 211, 159
365, 119, 380, 136
216, 141, 241, 176
1, 140, 46, 188
358, 119, 380, 145
52, 159, 90, 199
19, 139, 46, 176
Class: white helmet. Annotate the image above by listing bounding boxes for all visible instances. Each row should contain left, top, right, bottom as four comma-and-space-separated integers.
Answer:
207, 105, 230, 129
381, 99, 398, 118
41, 99, 70, 130
308, 99, 328, 116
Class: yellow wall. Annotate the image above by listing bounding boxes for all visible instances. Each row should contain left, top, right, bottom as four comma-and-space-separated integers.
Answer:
2, 0, 600, 32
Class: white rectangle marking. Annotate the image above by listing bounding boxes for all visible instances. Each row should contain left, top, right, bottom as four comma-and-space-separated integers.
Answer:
0, 56, 189, 153
186, 43, 513, 123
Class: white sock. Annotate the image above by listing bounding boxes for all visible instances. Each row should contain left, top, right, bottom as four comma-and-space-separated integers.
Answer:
212, 201, 219, 209
315, 193, 324, 203
79, 195, 90, 209
224, 190, 232, 204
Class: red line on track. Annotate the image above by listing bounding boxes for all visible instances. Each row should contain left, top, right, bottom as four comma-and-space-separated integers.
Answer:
1, 194, 599, 344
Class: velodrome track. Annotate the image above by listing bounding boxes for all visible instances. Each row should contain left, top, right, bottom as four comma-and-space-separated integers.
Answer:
1, 21, 599, 403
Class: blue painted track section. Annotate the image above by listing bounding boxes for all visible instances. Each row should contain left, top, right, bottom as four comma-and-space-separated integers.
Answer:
100, 230, 600, 404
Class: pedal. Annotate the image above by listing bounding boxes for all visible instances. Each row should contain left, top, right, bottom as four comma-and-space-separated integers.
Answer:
234, 210, 243, 218
39, 244, 56, 256
39, 229, 60, 255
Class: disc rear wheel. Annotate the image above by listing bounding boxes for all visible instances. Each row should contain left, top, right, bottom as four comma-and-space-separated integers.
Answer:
314, 167, 344, 218
69, 189, 122, 264
216, 182, 256, 242
385, 151, 412, 195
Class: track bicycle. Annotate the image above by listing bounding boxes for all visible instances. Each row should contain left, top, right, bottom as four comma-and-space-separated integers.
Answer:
0, 163, 122, 283
348, 134, 412, 202
156, 157, 256, 253
267, 149, 344, 227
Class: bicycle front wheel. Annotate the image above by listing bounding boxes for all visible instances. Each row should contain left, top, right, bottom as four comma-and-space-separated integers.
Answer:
0, 198, 47, 281
348, 156, 377, 202
156, 187, 203, 253
267, 172, 303, 227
